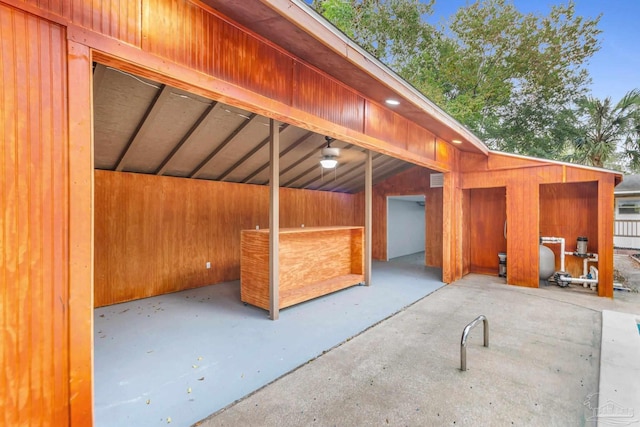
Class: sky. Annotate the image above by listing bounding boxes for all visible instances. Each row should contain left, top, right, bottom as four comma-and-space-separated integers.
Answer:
424, 0, 640, 102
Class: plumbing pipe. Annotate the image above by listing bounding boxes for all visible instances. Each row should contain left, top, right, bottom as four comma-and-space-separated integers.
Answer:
540, 237, 565, 272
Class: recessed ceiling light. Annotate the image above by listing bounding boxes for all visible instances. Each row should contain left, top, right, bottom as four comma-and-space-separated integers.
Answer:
452, 139, 462, 144
385, 99, 400, 106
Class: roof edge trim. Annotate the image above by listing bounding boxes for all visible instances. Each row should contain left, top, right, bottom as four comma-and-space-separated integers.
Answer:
262, 0, 489, 155
489, 150, 624, 178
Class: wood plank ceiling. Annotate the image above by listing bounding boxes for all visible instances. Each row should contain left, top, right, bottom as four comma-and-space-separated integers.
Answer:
93, 63, 416, 193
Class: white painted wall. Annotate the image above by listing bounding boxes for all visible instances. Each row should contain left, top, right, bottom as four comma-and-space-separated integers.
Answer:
387, 198, 425, 259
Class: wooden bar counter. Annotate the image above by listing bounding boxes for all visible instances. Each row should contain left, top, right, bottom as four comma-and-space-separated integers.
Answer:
241, 226, 364, 310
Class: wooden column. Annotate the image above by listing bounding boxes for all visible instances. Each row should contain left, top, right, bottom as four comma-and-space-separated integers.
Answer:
506, 177, 540, 287
598, 176, 615, 297
269, 119, 280, 320
365, 150, 372, 285
68, 40, 95, 426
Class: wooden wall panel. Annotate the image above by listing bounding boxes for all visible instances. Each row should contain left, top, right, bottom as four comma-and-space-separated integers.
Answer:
292, 62, 365, 133
506, 173, 539, 287
540, 182, 599, 279
144, 0, 293, 104
22, 0, 142, 46
365, 101, 410, 148
367, 167, 443, 267
94, 171, 360, 306
468, 187, 507, 275
406, 121, 436, 160
0, 6, 70, 425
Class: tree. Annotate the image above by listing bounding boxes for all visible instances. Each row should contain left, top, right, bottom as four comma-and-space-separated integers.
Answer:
565, 90, 640, 170
311, 0, 602, 160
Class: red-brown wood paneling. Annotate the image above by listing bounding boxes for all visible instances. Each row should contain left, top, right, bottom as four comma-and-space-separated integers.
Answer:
143, 0, 293, 105
21, 0, 142, 46
506, 173, 539, 287
540, 182, 598, 278
406, 121, 436, 160
468, 187, 507, 275
292, 61, 365, 133
367, 167, 443, 267
365, 101, 409, 148
0, 5, 70, 425
598, 176, 615, 297
94, 171, 360, 306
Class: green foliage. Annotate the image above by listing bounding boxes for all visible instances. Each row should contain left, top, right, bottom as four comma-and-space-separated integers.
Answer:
311, 0, 604, 161
565, 90, 640, 170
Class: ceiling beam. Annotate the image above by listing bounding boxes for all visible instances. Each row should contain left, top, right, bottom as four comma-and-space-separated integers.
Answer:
217, 124, 290, 181
336, 156, 399, 193
241, 131, 315, 184
189, 113, 258, 178
155, 102, 220, 175
114, 84, 172, 172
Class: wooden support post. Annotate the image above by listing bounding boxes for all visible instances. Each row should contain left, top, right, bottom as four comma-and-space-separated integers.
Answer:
269, 119, 280, 320
597, 176, 615, 297
365, 150, 372, 285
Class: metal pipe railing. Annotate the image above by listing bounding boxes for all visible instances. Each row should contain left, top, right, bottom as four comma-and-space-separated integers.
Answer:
460, 315, 489, 371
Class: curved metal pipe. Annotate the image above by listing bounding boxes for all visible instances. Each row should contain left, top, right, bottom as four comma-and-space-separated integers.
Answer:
461, 315, 489, 371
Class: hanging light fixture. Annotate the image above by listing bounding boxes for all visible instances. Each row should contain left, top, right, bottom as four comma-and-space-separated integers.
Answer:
320, 157, 338, 169
320, 137, 339, 169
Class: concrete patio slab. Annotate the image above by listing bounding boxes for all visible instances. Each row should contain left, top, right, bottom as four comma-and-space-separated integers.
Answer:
597, 310, 640, 426
198, 275, 640, 427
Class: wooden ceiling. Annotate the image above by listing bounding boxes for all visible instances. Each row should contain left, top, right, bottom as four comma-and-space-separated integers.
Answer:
93, 64, 419, 193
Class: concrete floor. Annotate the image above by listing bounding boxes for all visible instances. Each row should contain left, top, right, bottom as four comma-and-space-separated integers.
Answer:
94, 253, 443, 427
198, 275, 640, 427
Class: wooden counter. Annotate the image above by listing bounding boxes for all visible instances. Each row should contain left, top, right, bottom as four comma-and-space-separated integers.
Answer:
240, 226, 364, 310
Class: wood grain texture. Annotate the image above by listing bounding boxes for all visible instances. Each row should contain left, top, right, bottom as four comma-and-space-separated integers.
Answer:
0, 6, 70, 425
94, 171, 361, 306
597, 176, 615, 297
20, 0, 142, 46
540, 182, 598, 278
505, 173, 539, 287
292, 61, 365, 133
67, 39, 94, 426
468, 187, 507, 275
240, 227, 364, 310
366, 167, 443, 268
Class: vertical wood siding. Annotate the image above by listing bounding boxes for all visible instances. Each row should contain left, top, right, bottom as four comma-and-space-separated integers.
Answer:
468, 187, 507, 275
292, 61, 365, 133
22, 0, 142, 46
94, 171, 361, 306
144, 0, 293, 105
367, 167, 443, 267
0, 5, 69, 425
540, 182, 598, 278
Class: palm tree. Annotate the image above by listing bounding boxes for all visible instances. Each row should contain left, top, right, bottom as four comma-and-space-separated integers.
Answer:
567, 89, 640, 169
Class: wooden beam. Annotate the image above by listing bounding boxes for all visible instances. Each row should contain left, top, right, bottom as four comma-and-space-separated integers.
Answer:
269, 119, 280, 320
365, 150, 372, 285
115, 84, 171, 171
217, 124, 290, 181
189, 113, 258, 178
241, 131, 315, 184
155, 101, 220, 175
